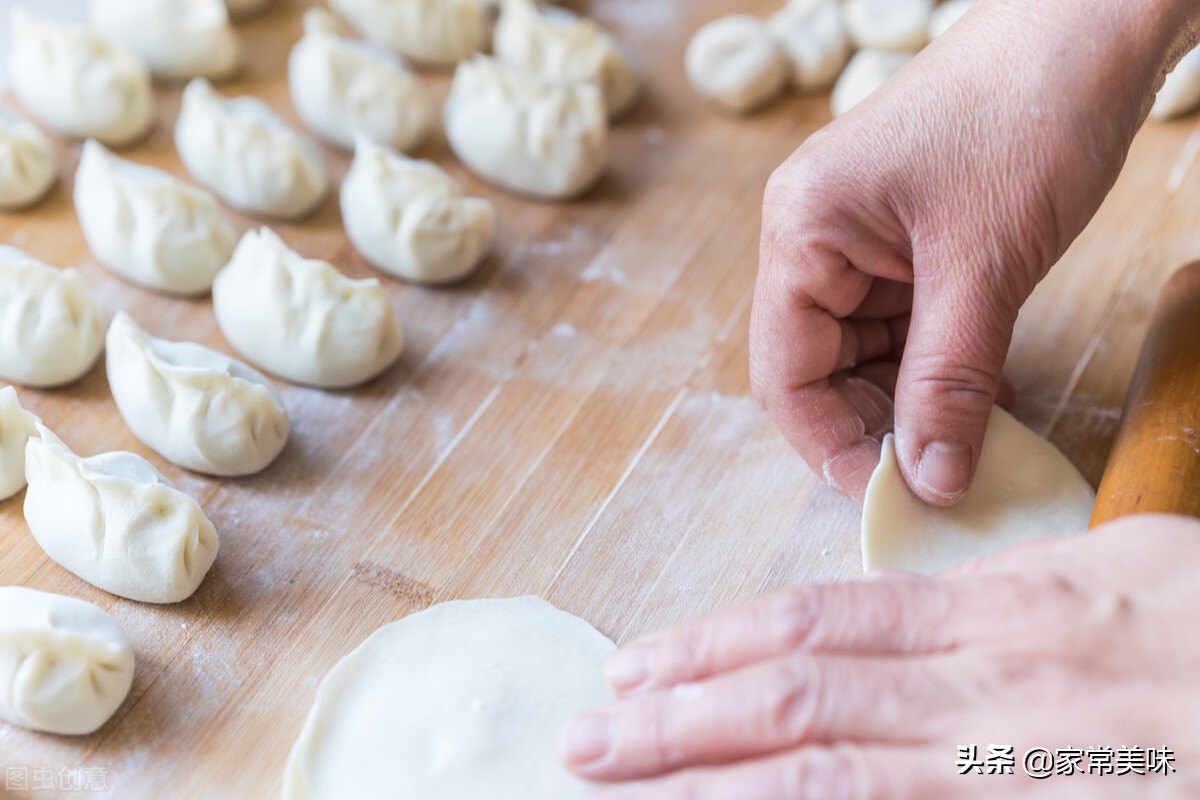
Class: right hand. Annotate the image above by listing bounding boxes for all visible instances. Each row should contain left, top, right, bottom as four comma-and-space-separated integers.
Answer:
751, 0, 1199, 505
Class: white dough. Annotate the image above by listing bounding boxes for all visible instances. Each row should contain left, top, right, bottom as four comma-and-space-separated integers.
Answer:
24, 423, 220, 604
176, 79, 329, 220
0, 388, 38, 501
494, 0, 640, 118
0, 247, 105, 389
329, 0, 491, 68
831, 49, 913, 117
928, 0, 976, 39
105, 312, 290, 477
445, 56, 609, 200
685, 15, 788, 115
1152, 46, 1200, 121
768, 0, 850, 92
283, 597, 614, 800
0, 107, 57, 210
8, 8, 155, 146
74, 140, 237, 296
341, 138, 495, 285
212, 228, 404, 388
288, 9, 433, 153
843, 0, 932, 52
862, 407, 1095, 575
0, 587, 134, 735
89, 0, 241, 81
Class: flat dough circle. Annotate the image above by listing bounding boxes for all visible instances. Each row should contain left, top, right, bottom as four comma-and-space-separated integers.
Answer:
862, 407, 1095, 574
284, 597, 615, 800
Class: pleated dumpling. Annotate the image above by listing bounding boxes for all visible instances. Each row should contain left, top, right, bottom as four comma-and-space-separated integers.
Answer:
493, 0, 639, 117
89, 0, 241, 81
75, 140, 237, 296
341, 138, 494, 284
288, 9, 433, 153
106, 312, 290, 477
0, 587, 134, 735
0, 107, 57, 210
0, 247, 105, 388
8, 8, 154, 146
445, 56, 608, 200
330, 0, 491, 68
212, 228, 404, 388
175, 79, 329, 219
0, 387, 39, 501
24, 423, 220, 604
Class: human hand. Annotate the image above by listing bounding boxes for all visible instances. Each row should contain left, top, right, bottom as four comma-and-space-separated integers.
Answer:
751, 0, 1199, 505
559, 515, 1200, 798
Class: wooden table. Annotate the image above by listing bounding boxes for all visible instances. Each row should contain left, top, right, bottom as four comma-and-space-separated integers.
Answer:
1, 0, 1198, 795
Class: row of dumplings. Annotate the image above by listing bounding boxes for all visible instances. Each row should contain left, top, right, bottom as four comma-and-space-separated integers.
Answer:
685, 0, 977, 117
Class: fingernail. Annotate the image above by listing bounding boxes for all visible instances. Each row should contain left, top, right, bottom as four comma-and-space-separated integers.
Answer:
605, 646, 650, 693
916, 440, 972, 500
561, 712, 612, 765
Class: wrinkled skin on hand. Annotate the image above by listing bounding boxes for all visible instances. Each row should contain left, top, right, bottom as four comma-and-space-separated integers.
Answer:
561, 515, 1200, 799
750, 0, 1198, 505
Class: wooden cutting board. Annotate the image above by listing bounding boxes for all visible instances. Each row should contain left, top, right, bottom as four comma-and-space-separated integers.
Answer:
1, 0, 1198, 795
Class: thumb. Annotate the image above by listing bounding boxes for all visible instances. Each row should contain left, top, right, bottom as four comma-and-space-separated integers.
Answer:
893, 264, 1021, 506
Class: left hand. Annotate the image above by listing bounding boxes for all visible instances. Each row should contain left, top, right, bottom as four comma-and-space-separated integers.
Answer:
559, 515, 1200, 799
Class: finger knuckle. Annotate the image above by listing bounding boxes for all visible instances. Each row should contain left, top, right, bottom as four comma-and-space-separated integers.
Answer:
762, 657, 821, 743
780, 746, 864, 800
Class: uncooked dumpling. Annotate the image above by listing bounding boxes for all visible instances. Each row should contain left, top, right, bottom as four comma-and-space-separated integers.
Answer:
74, 140, 237, 296
831, 49, 913, 117
0, 107, 57, 210
1152, 46, 1200, 121
341, 137, 495, 284
768, 0, 850, 92
685, 15, 788, 114
842, 0, 932, 52
212, 228, 405, 388
0, 387, 38, 501
493, 0, 640, 117
105, 312, 290, 477
175, 79, 329, 219
928, 0, 976, 39
288, 9, 433, 153
445, 56, 608, 200
0, 247, 105, 389
24, 423, 220, 604
89, 0, 241, 81
0, 587, 134, 735
283, 597, 614, 800
329, 0, 491, 68
8, 8, 155, 146
861, 407, 1095, 575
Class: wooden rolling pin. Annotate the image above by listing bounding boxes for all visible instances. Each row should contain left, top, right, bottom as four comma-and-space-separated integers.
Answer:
1090, 261, 1200, 527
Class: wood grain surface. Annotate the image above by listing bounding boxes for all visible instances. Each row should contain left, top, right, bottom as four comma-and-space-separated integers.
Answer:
1, 0, 1198, 796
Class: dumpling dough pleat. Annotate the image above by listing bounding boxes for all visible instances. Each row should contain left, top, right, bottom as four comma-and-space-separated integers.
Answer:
685, 15, 788, 115
862, 407, 1095, 575
0, 107, 57, 210
283, 597, 614, 800
75, 140, 237, 296
24, 424, 220, 604
768, 0, 850, 93
89, 0, 241, 81
341, 138, 495, 284
106, 312, 290, 477
0, 387, 39, 501
8, 9, 155, 146
445, 56, 609, 200
288, 9, 433, 153
329, 0, 491, 68
493, 0, 640, 118
175, 79, 329, 220
0, 586, 134, 735
212, 228, 405, 388
0, 247, 105, 389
